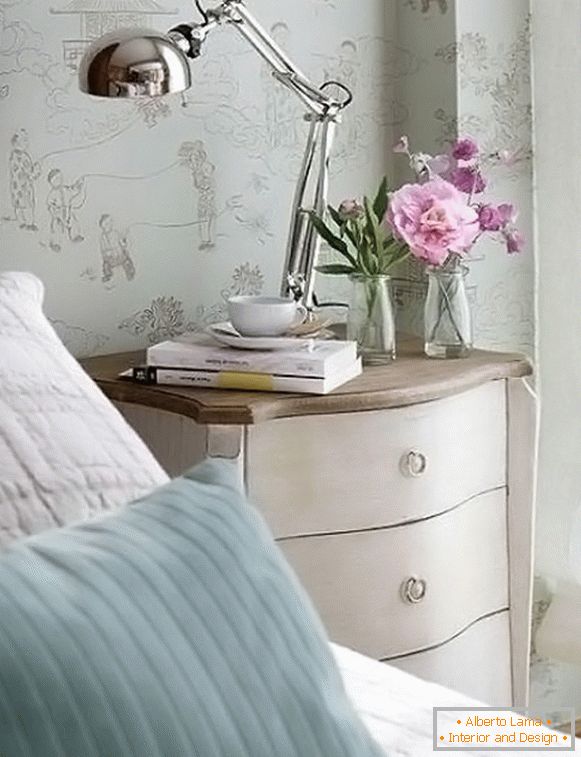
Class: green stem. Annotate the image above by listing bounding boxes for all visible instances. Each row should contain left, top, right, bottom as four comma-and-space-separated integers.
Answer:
429, 275, 466, 346
365, 279, 378, 334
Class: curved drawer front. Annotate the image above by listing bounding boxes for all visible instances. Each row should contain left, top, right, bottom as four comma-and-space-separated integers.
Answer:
390, 611, 513, 706
279, 488, 508, 660
247, 381, 506, 539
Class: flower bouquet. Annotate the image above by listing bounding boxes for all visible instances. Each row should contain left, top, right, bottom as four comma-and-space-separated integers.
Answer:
310, 178, 409, 364
388, 135, 524, 358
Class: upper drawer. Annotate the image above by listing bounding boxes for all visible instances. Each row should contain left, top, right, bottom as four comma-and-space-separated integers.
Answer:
246, 381, 507, 538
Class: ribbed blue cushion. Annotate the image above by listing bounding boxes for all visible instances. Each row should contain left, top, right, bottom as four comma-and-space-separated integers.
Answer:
0, 459, 384, 757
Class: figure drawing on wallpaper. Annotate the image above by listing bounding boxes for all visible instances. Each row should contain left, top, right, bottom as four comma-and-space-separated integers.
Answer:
99, 214, 135, 283
47, 169, 86, 252
9, 130, 41, 231
136, 97, 171, 128
179, 141, 216, 251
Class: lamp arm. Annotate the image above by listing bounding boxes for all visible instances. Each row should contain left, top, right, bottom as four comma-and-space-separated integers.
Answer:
211, 1, 349, 117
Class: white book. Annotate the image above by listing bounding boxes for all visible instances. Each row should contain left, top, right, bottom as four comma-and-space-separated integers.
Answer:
122, 359, 362, 395
146, 333, 358, 379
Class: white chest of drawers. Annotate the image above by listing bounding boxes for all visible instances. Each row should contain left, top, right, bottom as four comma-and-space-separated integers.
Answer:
84, 344, 536, 707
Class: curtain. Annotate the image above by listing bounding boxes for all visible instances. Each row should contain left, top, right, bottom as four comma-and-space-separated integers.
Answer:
533, 0, 581, 664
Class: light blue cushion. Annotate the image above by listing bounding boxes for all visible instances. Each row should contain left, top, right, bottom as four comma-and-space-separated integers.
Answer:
0, 459, 384, 757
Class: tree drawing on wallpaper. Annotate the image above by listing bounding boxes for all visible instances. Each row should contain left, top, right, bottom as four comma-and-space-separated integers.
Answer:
46, 169, 86, 252
178, 141, 217, 251
119, 295, 198, 345
8, 129, 41, 231
119, 263, 264, 343
191, 262, 265, 332
99, 214, 135, 283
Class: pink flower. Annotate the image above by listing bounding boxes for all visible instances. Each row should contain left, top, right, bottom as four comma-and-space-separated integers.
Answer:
452, 137, 479, 162
427, 154, 454, 177
478, 204, 503, 232
450, 166, 487, 194
505, 229, 525, 254
338, 199, 364, 221
393, 135, 410, 154
497, 203, 517, 226
387, 179, 480, 266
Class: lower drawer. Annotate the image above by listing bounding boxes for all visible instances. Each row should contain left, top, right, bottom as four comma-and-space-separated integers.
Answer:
389, 611, 513, 706
279, 488, 508, 660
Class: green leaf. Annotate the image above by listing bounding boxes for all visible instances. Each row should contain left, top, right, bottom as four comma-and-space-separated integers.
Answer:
326, 205, 345, 229
382, 246, 410, 272
308, 212, 349, 255
315, 264, 356, 275
327, 205, 359, 251
364, 196, 384, 260
373, 176, 389, 222
309, 211, 358, 267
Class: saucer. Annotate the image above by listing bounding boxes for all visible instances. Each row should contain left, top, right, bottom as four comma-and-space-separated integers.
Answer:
206, 322, 315, 351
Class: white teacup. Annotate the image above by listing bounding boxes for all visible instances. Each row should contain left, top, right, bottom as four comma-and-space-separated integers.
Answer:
228, 296, 308, 337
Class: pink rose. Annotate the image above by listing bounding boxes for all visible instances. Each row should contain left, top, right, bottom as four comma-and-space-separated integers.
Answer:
388, 179, 480, 266
452, 137, 479, 162
450, 166, 487, 195
478, 204, 502, 232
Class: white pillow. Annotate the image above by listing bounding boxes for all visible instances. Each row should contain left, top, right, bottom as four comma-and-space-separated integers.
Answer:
0, 272, 169, 547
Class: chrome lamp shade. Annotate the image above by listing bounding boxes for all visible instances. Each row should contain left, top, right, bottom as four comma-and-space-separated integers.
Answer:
79, 29, 192, 98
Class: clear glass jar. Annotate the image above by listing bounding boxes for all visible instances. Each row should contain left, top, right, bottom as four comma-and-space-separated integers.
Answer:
347, 274, 396, 365
424, 265, 472, 359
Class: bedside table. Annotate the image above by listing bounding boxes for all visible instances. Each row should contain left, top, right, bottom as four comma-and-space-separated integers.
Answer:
82, 343, 536, 707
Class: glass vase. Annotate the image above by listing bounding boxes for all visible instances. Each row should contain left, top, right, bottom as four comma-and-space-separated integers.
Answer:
424, 265, 472, 359
347, 274, 396, 365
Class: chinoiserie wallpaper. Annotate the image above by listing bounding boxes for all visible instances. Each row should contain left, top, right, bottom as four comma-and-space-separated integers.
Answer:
0, 0, 533, 359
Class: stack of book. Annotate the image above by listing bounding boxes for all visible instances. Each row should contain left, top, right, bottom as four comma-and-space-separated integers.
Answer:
124, 334, 362, 395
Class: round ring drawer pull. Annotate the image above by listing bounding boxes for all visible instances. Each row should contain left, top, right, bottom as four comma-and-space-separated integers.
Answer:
401, 576, 427, 604
402, 450, 428, 478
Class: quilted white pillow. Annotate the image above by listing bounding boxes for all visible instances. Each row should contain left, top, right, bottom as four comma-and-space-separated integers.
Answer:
0, 272, 168, 547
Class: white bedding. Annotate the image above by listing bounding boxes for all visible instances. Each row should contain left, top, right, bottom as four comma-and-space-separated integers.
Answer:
333, 645, 576, 755
0, 272, 167, 547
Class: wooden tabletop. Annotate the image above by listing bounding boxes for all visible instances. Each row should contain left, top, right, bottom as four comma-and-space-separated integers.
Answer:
81, 341, 532, 426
